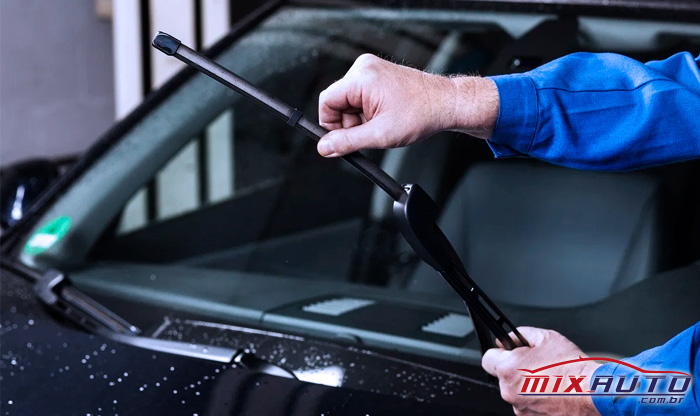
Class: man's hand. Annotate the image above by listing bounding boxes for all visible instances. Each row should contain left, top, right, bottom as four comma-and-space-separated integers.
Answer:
317, 54, 499, 157
482, 327, 602, 416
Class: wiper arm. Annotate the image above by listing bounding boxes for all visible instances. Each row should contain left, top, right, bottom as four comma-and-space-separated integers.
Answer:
1, 259, 141, 335
152, 33, 528, 352
2, 260, 299, 375
34, 269, 142, 335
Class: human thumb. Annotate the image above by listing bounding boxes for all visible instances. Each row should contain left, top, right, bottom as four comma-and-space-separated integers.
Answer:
317, 122, 382, 157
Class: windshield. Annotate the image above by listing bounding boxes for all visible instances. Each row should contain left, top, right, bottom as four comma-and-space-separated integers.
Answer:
17, 5, 700, 364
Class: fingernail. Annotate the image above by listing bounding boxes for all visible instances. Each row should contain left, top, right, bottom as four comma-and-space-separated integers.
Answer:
317, 138, 335, 157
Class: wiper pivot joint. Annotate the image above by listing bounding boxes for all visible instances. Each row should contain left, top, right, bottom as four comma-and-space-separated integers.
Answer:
34, 269, 141, 336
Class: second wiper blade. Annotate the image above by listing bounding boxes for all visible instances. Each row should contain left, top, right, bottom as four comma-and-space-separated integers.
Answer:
152, 32, 528, 353
0, 259, 140, 336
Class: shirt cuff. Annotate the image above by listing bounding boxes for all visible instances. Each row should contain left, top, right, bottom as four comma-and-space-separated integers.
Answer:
486, 73, 539, 158
591, 362, 619, 416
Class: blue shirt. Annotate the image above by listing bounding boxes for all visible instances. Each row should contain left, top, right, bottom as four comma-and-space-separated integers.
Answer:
488, 52, 700, 415
488, 51, 700, 171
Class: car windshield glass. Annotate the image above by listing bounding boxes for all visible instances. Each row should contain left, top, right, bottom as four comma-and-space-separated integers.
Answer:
17, 5, 700, 364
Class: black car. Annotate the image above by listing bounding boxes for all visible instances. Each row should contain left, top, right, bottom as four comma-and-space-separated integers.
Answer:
2, 1, 700, 415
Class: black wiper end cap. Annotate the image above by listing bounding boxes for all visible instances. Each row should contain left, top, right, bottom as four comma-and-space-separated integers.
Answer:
152, 31, 181, 56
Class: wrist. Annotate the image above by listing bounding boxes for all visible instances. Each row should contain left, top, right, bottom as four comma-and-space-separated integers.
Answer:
443, 76, 500, 139
584, 362, 604, 416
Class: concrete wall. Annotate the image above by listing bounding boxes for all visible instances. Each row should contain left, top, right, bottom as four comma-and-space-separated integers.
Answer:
0, 0, 115, 166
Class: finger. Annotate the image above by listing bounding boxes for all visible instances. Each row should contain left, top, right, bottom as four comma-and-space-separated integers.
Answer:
498, 332, 527, 350
317, 121, 381, 157
512, 403, 529, 414
482, 347, 512, 377
511, 327, 550, 348
495, 338, 504, 349
341, 112, 364, 129
513, 407, 537, 416
513, 406, 546, 416
318, 78, 362, 130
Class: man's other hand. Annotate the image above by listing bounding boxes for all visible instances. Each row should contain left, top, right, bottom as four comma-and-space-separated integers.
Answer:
317, 54, 499, 157
482, 327, 602, 416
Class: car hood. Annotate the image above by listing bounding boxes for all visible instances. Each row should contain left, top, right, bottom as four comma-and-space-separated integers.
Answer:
0, 268, 510, 415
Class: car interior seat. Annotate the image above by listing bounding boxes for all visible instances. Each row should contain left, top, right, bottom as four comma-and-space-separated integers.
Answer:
406, 160, 662, 308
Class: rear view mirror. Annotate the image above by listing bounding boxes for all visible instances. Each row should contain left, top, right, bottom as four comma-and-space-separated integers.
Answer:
1, 159, 60, 230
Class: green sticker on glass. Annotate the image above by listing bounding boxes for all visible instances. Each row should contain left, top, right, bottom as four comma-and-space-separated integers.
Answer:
24, 216, 71, 255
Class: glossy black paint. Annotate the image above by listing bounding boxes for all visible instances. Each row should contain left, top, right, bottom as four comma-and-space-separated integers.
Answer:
0, 269, 511, 415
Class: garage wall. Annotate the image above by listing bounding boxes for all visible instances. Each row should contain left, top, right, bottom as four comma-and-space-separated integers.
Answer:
2, 0, 255, 232
0, 0, 115, 166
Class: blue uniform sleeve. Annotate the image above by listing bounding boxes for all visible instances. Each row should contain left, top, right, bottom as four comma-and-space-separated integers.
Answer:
486, 52, 700, 171
591, 322, 699, 415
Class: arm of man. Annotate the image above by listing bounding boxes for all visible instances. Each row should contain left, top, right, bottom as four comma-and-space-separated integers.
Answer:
318, 52, 700, 171
483, 323, 700, 416
589, 322, 700, 415
488, 51, 700, 170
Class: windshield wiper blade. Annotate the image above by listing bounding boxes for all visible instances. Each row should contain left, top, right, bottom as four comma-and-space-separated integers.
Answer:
152, 32, 528, 352
0, 259, 141, 335
1, 261, 302, 376
34, 268, 142, 335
